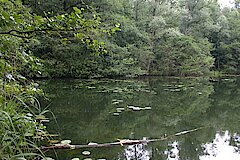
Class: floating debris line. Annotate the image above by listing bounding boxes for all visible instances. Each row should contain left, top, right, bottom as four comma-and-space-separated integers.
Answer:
40, 127, 205, 150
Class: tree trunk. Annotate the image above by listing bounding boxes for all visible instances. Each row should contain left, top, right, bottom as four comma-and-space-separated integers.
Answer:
63, 0, 68, 11
34, 0, 37, 10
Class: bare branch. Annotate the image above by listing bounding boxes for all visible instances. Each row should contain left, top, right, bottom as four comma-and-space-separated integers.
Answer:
40, 127, 205, 150
0, 28, 76, 38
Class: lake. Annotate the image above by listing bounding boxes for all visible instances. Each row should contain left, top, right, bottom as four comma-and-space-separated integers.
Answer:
41, 77, 240, 160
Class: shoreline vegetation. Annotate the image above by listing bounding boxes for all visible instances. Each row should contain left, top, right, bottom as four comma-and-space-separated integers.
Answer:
1, 0, 240, 159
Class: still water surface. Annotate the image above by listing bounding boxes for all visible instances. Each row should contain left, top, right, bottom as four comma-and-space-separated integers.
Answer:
41, 77, 240, 160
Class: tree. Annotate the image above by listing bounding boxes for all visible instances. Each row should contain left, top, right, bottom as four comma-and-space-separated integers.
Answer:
11, 0, 240, 77
0, 0, 116, 158
0, 0, 47, 158
211, 5, 240, 73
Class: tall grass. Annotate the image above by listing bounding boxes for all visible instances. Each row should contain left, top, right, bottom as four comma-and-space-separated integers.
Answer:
0, 81, 50, 160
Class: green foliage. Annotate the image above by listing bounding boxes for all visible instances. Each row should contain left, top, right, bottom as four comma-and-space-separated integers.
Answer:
153, 36, 214, 76
0, 94, 47, 159
14, 0, 240, 77
0, 0, 51, 158
28, 1, 122, 78
205, 6, 240, 74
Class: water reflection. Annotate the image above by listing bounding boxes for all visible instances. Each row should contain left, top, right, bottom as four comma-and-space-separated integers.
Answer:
122, 144, 151, 160
40, 77, 240, 159
200, 131, 240, 160
116, 131, 240, 160
165, 141, 180, 160
158, 131, 240, 160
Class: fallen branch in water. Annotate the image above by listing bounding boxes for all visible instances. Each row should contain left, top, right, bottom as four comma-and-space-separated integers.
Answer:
40, 127, 204, 150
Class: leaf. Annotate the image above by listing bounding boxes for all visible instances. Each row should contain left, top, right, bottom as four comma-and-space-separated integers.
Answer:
44, 134, 59, 137
24, 133, 33, 137
73, 7, 81, 14
32, 136, 41, 139
36, 115, 47, 120
48, 140, 60, 144
16, 157, 27, 160
26, 113, 33, 117
40, 119, 50, 123
6, 74, 14, 80
82, 150, 91, 156
9, 16, 15, 21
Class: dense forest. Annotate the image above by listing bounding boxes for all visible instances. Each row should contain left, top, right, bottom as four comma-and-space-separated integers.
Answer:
23, 0, 240, 78
1, 0, 240, 159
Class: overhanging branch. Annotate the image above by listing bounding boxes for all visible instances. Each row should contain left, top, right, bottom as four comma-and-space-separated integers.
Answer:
0, 28, 77, 39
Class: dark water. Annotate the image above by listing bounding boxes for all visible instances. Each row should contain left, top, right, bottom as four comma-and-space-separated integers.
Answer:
41, 77, 240, 160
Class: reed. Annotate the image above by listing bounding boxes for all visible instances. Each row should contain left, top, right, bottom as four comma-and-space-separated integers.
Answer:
0, 83, 50, 160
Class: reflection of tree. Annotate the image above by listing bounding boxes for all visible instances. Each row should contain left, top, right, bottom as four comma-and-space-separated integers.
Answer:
205, 78, 240, 131
165, 141, 180, 160
200, 131, 240, 160
118, 144, 151, 160
41, 77, 240, 159
169, 78, 240, 160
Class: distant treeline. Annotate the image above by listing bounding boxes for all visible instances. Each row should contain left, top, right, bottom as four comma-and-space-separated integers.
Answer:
26, 0, 240, 78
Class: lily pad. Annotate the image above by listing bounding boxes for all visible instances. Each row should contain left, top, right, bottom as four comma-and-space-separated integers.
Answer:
82, 150, 91, 156
169, 89, 181, 92
86, 86, 96, 89
88, 142, 98, 145
127, 105, 134, 109
116, 109, 122, 113
112, 101, 120, 105
144, 107, 152, 110
151, 91, 157, 94
131, 107, 141, 111
61, 140, 71, 144
83, 158, 92, 160
113, 113, 120, 116
71, 158, 80, 160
